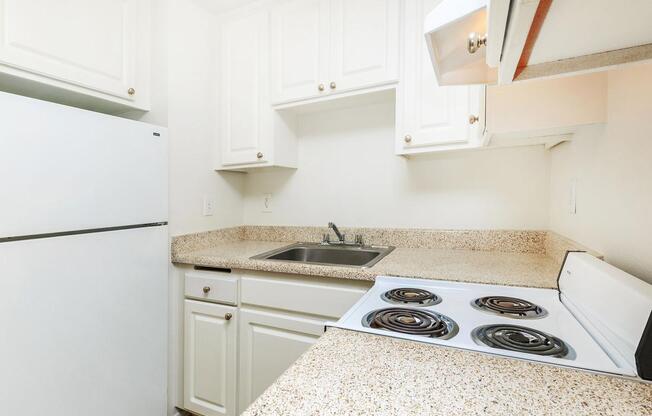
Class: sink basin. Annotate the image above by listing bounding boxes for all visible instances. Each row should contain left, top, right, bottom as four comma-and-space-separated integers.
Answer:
251, 243, 395, 268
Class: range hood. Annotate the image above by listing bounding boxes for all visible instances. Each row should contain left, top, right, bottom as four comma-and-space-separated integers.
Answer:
426, 0, 652, 86
424, 0, 509, 86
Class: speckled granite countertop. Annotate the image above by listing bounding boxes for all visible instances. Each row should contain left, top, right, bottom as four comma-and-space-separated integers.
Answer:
173, 227, 629, 414
172, 240, 561, 288
242, 328, 652, 416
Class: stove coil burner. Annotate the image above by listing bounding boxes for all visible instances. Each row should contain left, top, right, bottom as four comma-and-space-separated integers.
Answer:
382, 288, 441, 306
472, 296, 546, 319
365, 308, 457, 339
473, 324, 569, 358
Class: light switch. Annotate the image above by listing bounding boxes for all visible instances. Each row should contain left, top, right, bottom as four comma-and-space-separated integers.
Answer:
203, 195, 215, 216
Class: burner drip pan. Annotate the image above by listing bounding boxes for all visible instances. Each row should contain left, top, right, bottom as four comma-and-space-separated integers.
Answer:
381, 288, 441, 306
473, 324, 570, 358
472, 296, 546, 319
364, 307, 457, 339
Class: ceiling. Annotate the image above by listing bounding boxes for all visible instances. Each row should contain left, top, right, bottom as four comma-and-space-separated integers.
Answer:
191, 0, 259, 14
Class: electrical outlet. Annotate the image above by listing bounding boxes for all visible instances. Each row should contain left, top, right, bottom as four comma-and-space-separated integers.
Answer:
202, 195, 215, 216
569, 179, 577, 215
263, 193, 273, 213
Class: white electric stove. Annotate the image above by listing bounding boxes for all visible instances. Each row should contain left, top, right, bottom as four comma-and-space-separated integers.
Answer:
329, 252, 652, 380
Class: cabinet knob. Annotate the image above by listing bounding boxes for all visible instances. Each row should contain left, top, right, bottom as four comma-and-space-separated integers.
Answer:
469, 115, 480, 124
318, 83, 325, 91
256, 152, 264, 159
127, 87, 136, 96
202, 286, 211, 294
404, 135, 412, 143
467, 32, 487, 54
329, 82, 336, 90
225, 313, 233, 321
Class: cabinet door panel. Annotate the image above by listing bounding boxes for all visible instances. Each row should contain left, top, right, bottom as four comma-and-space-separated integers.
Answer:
270, 0, 329, 104
238, 309, 323, 412
241, 274, 368, 318
0, 0, 139, 100
329, 0, 399, 92
221, 11, 269, 166
184, 300, 237, 416
397, 0, 483, 152
411, 76, 475, 146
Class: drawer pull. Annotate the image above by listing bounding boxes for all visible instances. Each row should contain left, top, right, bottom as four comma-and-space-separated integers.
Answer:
202, 286, 211, 294
225, 313, 233, 321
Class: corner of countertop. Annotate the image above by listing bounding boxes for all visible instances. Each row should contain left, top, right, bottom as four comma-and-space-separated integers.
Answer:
544, 231, 603, 269
170, 226, 245, 260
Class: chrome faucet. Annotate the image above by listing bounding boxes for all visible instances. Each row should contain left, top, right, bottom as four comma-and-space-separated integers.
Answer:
328, 222, 345, 243
323, 222, 364, 246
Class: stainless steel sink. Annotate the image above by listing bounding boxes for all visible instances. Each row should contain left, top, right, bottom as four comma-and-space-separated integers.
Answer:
250, 243, 395, 268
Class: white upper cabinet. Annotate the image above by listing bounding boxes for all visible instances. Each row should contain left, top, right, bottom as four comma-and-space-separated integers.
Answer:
270, 0, 400, 107
0, 0, 150, 111
270, 0, 329, 104
218, 7, 297, 171
220, 10, 269, 167
425, 0, 652, 86
329, 0, 400, 93
397, 0, 485, 155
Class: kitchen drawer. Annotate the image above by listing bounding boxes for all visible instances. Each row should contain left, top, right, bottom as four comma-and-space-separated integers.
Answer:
240, 273, 369, 318
185, 270, 238, 305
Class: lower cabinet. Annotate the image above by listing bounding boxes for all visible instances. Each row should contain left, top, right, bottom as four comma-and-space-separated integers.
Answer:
237, 308, 325, 411
184, 300, 238, 416
182, 271, 371, 415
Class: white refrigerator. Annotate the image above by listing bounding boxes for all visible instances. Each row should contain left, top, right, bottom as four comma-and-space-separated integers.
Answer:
0, 91, 168, 415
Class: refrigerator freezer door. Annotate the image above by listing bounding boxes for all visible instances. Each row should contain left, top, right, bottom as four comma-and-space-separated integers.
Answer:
0, 91, 167, 239
0, 225, 168, 415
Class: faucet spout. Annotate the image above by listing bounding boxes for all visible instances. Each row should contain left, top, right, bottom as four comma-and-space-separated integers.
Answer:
328, 222, 345, 242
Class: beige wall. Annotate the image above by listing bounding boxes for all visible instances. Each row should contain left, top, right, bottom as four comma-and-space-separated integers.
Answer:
487, 71, 607, 134
124, 0, 245, 236
243, 99, 551, 230
549, 63, 652, 283
165, 0, 244, 236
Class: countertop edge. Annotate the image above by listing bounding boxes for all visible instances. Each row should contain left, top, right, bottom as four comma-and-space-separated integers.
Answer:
171, 244, 560, 289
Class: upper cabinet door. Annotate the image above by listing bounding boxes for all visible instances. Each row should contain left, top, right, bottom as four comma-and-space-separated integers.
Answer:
329, 0, 400, 93
270, 0, 329, 105
397, 0, 484, 154
221, 11, 270, 166
402, 82, 482, 149
0, 0, 142, 101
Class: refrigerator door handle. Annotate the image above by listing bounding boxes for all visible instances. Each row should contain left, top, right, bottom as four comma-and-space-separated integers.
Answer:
0, 222, 168, 243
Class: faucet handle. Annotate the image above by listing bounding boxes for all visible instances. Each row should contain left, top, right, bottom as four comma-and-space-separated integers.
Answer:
354, 234, 364, 245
